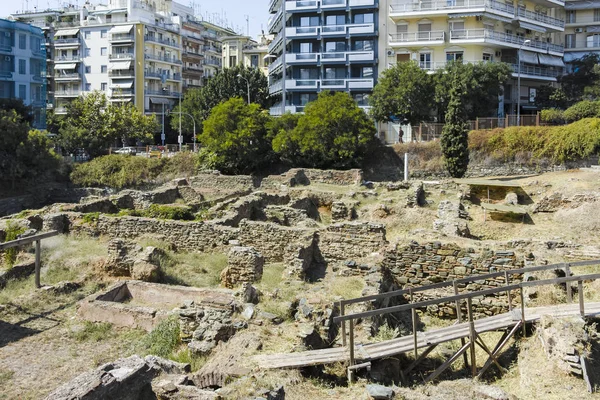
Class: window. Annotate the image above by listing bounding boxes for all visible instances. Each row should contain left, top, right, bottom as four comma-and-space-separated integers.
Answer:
101, 82, 107, 91
300, 42, 313, 53
324, 67, 345, 79
353, 40, 373, 51
565, 34, 576, 49
483, 53, 493, 62
101, 29, 107, 38
19, 34, 26, 49
101, 65, 107, 73
250, 54, 259, 68
85, 65, 91, 73
418, 23, 432, 40
326, 15, 345, 25
361, 66, 373, 77
449, 21, 464, 32
100, 47, 107, 56
353, 93, 369, 106
595, 9, 600, 22
19, 84, 26, 100
354, 13, 374, 24
567, 10, 576, 24
85, 48, 91, 57
229, 55, 237, 66
298, 68, 318, 79
419, 53, 431, 69
85, 83, 91, 91
18, 59, 26, 74
587, 34, 600, 48
299, 16, 319, 27
325, 41, 345, 52
84, 31, 91, 39
446, 52, 463, 62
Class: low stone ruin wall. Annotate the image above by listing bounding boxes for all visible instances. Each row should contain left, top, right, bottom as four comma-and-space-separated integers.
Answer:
383, 241, 523, 318
189, 172, 257, 192
95, 215, 237, 252
260, 168, 363, 188
319, 222, 387, 262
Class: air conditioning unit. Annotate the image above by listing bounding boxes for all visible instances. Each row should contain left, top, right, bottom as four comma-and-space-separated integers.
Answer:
575, 28, 583, 33
4, 56, 10, 61
387, 49, 395, 56
4, 32, 9, 37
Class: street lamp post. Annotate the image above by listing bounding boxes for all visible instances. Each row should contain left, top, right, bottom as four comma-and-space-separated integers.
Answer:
172, 110, 197, 152
237, 74, 251, 104
517, 39, 531, 127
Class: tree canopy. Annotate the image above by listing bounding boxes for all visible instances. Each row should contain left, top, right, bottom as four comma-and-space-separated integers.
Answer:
200, 97, 272, 174
369, 61, 434, 125
172, 65, 270, 135
56, 91, 158, 157
440, 69, 470, 178
272, 91, 376, 169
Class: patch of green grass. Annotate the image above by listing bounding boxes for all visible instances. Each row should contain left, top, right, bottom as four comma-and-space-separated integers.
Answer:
2, 221, 25, 267
0, 369, 14, 385
115, 204, 195, 221
372, 323, 400, 342
142, 316, 180, 358
162, 252, 227, 287
257, 263, 286, 292
330, 277, 364, 299
170, 347, 208, 372
71, 321, 114, 342
82, 212, 100, 225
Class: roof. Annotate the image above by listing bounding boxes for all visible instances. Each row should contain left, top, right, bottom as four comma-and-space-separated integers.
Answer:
481, 203, 527, 215
454, 178, 523, 188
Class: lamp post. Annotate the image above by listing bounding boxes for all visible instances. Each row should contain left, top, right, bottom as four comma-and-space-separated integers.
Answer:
237, 74, 251, 104
172, 110, 197, 152
517, 39, 531, 127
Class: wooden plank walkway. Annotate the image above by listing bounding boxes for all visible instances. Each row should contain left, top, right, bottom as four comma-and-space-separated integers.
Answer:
253, 301, 600, 369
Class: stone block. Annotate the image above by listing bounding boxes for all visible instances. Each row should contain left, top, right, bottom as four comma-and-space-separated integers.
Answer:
221, 246, 264, 289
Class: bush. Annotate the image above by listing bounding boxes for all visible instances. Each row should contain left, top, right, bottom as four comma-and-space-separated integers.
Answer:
2, 221, 25, 267
562, 100, 600, 123
142, 315, 180, 358
144, 204, 195, 221
71, 155, 166, 189
541, 118, 600, 162
540, 108, 565, 125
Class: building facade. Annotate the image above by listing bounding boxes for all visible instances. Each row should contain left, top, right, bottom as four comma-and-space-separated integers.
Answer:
222, 34, 272, 75
563, 0, 600, 66
267, 0, 380, 115
0, 18, 46, 129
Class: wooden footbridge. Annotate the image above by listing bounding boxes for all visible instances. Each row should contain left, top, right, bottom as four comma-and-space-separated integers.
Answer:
254, 259, 600, 382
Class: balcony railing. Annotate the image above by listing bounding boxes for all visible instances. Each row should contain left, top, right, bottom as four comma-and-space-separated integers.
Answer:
0, 71, 13, 79
144, 54, 183, 64
109, 70, 134, 77
145, 35, 179, 47
145, 89, 181, 97
516, 8, 565, 29
268, 56, 283, 73
286, 0, 319, 11
111, 89, 134, 95
322, 23, 376, 36
110, 34, 135, 42
55, 56, 81, 62
109, 53, 135, 59
145, 71, 163, 79
268, 33, 283, 53
389, 31, 446, 44
565, 16, 600, 25
450, 29, 564, 53
415, 59, 561, 79
268, 8, 283, 32
269, 79, 283, 94
55, 90, 81, 96
54, 38, 80, 45
565, 40, 600, 50
0, 44, 12, 53
202, 45, 221, 53
203, 59, 221, 66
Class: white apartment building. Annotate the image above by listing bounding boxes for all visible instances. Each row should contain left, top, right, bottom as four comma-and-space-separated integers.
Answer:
563, 0, 600, 66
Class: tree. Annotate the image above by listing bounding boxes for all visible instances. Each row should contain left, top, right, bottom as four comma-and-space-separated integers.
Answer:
434, 61, 511, 121
534, 85, 568, 110
440, 70, 470, 178
369, 61, 434, 125
273, 92, 376, 168
559, 54, 600, 103
57, 91, 158, 157
200, 97, 272, 174
0, 98, 34, 125
172, 65, 270, 135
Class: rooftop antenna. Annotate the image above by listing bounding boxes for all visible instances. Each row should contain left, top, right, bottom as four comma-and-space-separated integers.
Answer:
245, 14, 249, 36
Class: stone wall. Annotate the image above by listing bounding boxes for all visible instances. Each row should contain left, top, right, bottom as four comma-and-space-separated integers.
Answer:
95, 215, 237, 252
261, 168, 363, 188
319, 222, 388, 262
189, 172, 257, 192
383, 241, 523, 318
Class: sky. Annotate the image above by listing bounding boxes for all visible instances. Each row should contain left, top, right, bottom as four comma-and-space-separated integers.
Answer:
4, 0, 271, 39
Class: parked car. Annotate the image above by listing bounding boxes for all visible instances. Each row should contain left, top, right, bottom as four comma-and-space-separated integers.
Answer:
148, 146, 162, 158
114, 147, 137, 155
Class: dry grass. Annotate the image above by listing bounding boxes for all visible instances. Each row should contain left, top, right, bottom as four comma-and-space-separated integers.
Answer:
329, 276, 365, 300
161, 252, 227, 288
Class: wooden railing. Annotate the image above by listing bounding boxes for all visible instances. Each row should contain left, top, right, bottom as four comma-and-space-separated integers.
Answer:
0, 231, 59, 288
334, 259, 600, 378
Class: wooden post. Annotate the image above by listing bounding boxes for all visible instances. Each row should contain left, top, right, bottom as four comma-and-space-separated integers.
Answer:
475, 117, 479, 130
454, 280, 469, 369
504, 271, 512, 312
578, 280, 585, 318
410, 289, 418, 360
340, 301, 346, 347
565, 264, 573, 303
466, 296, 477, 377
505, 115, 509, 128
520, 287, 526, 337
349, 319, 355, 368
536, 112, 540, 126
35, 239, 41, 289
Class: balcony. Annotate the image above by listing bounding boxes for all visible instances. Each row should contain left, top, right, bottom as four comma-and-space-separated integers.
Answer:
286, 26, 319, 39
55, 89, 81, 97
145, 89, 181, 97
0, 44, 12, 54
269, 104, 305, 115
109, 70, 134, 78
268, 33, 283, 53
204, 59, 221, 66
144, 54, 183, 65
510, 63, 561, 80
0, 71, 12, 80
182, 50, 203, 59
449, 29, 564, 54
516, 8, 565, 30
32, 74, 45, 82
145, 35, 180, 48
109, 53, 135, 60
565, 16, 600, 26
111, 89, 134, 96
110, 34, 135, 43
202, 45, 221, 54
321, 0, 347, 8
285, 79, 319, 89
54, 38, 80, 47
268, 8, 283, 34
184, 65, 204, 72
286, 52, 319, 63
269, 79, 283, 94
321, 23, 376, 36
268, 56, 283, 73
564, 39, 600, 51
286, 0, 319, 12
55, 56, 81, 62
389, 31, 446, 46
167, 73, 182, 81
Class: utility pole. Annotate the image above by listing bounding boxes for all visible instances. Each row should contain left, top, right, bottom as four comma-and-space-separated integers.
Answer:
178, 90, 182, 151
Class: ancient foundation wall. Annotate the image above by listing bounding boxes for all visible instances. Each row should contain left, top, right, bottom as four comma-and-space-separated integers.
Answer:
319, 222, 388, 262
189, 173, 257, 191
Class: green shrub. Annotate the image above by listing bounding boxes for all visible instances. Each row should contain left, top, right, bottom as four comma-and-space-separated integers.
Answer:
82, 212, 100, 224
563, 100, 600, 123
145, 204, 194, 220
142, 315, 180, 358
2, 221, 25, 267
71, 155, 166, 189
540, 108, 565, 125
541, 118, 600, 162
71, 321, 113, 342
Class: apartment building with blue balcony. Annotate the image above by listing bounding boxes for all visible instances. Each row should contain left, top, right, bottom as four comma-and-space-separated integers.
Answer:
0, 18, 46, 129
267, 0, 379, 115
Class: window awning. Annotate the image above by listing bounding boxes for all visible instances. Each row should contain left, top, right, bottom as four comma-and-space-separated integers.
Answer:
566, 0, 600, 9
110, 81, 133, 89
109, 25, 133, 34
564, 51, 588, 62
54, 63, 77, 70
520, 50, 538, 64
587, 26, 600, 33
54, 28, 79, 37
538, 54, 565, 67
519, 21, 546, 33
484, 13, 512, 24
109, 61, 132, 70
150, 97, 170, 104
